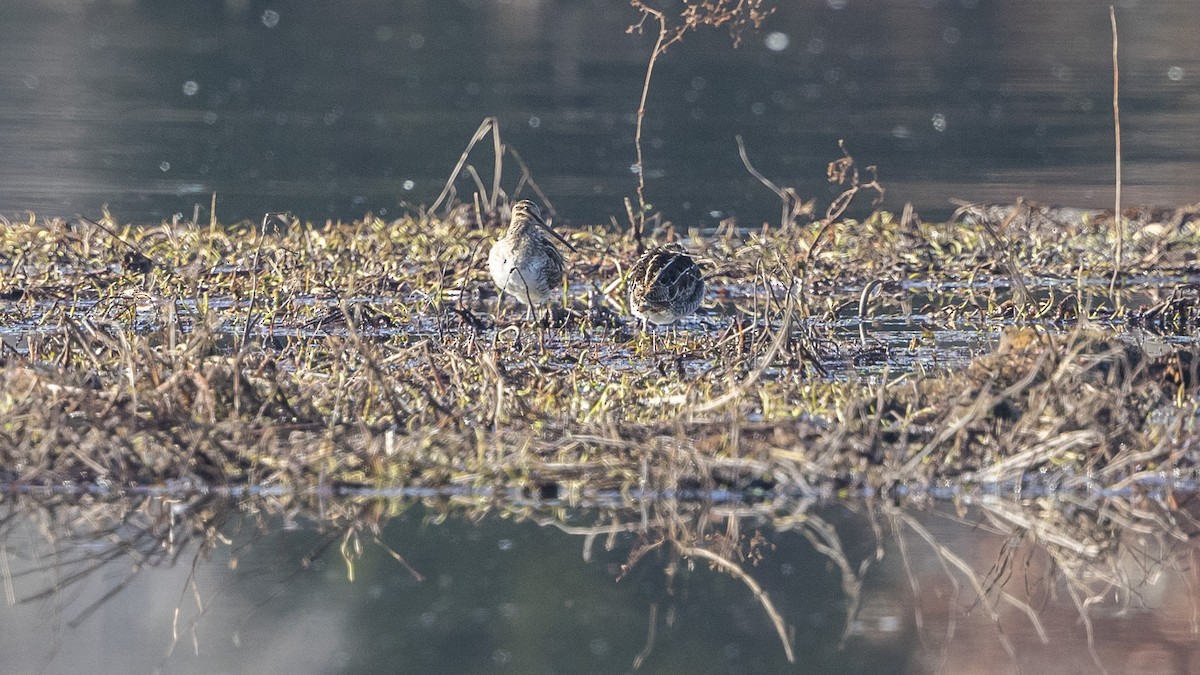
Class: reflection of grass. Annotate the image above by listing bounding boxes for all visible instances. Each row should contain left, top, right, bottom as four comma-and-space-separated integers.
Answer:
0, 200, 1199, 496
6, 487, 1194, 671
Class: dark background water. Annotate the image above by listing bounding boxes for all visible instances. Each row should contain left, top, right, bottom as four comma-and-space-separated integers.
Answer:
1, 0, 1197, 227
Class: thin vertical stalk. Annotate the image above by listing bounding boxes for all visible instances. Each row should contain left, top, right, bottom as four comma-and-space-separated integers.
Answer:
1109, 6, 1123, 301
633, 13, 670, 244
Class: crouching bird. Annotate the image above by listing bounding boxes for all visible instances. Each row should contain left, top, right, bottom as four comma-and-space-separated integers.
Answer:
628, 246, 704, 327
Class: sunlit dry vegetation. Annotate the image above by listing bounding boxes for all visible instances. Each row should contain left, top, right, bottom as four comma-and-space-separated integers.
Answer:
1, 186, 1199, 497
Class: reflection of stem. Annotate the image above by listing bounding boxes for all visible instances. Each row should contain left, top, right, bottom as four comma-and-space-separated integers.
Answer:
1, 548, 13, 606
796, 514, 863, 646
374, 535, 426, 582
897, 511, 1049, 665
890, 512, 938, 650
167, 547, 208, 658
680, 545, 795, 663
1186, 550, 1200, 635
340, 528, 358, 582
1064, 577, 1108, 674
533, 518, 666, 563
631, 603, 658, 670
976, 497, 1105, 559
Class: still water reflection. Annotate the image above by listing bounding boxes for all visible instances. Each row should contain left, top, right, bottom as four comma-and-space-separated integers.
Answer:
1, 1, 1197, 225
2, 495, 1197, 673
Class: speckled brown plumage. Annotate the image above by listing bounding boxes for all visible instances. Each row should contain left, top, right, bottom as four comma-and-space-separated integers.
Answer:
628, 246, 705, 325
488, 201, 570, 315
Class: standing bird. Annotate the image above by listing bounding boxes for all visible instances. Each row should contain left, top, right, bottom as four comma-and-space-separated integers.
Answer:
488, 200, 575, 318
628, 246, 705, 327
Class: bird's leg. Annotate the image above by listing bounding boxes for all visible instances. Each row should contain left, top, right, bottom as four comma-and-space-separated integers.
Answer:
538, 312, 548, 351
532, 305, 552, 351
641, 318, 658, 356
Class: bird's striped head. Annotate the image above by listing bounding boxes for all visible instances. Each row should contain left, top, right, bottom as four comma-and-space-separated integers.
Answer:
510, 200, 543, 224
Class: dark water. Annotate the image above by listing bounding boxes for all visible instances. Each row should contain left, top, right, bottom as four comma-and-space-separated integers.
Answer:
3, 497, 1198, 674
1, 0, 1198, 227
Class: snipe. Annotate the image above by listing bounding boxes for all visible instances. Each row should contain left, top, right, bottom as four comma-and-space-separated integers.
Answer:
628, 246, 705, 327
488, 200, 574, 318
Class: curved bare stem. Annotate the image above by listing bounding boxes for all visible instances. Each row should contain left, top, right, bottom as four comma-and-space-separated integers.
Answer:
632, 9, 671, 245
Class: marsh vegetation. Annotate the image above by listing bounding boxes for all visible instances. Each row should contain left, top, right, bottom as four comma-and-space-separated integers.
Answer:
2, 176, 1199, 497
3, 1, 1200, 671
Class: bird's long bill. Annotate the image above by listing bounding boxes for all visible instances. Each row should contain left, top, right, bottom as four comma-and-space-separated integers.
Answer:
530, 212, 578, 252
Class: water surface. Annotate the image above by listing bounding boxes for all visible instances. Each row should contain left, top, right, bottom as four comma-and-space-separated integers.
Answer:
1, 0, 1197, 225
3, 496, 1196, 673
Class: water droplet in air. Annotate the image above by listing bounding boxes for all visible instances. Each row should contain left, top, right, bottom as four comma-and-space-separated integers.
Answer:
159, 162, 171, 172
931, 113, 947, 132
1168, 66, 1184, 81
182, 81, 199, 96
261, 10, 280, 28
765, 32, 789, 51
